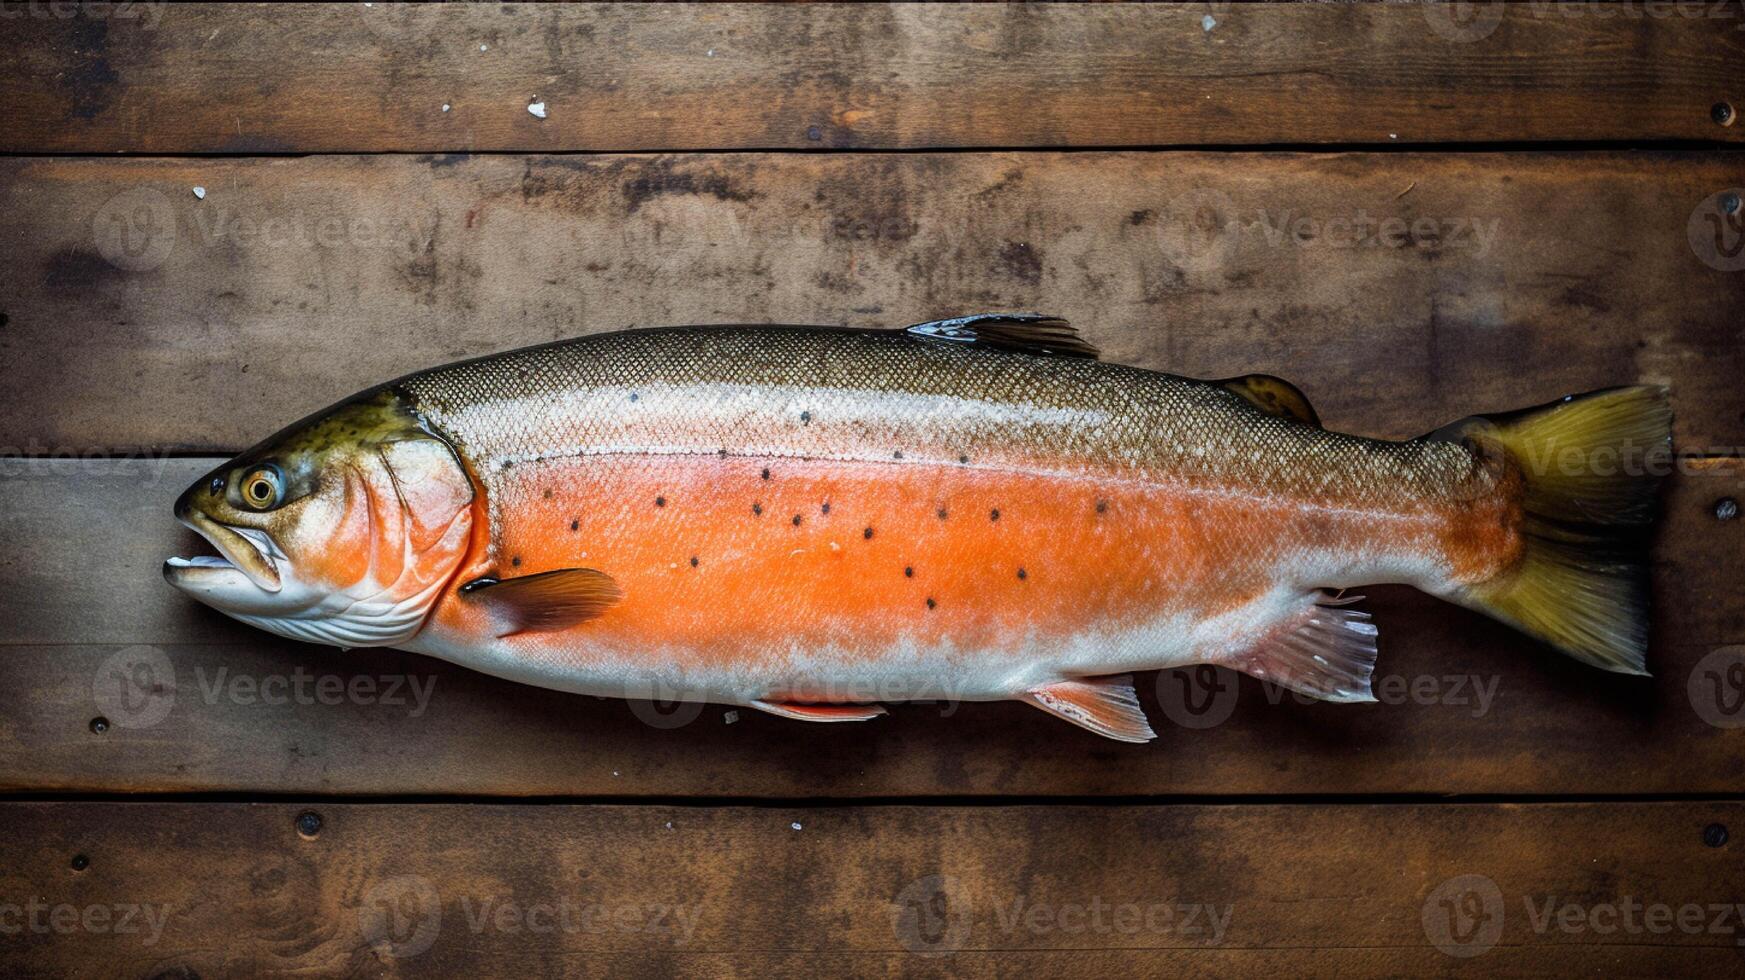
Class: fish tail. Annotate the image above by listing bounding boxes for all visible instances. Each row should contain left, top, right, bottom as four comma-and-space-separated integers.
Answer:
1441, 386, 1672, 675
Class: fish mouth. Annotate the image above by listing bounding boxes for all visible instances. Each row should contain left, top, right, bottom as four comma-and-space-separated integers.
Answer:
165, 510, 283, 593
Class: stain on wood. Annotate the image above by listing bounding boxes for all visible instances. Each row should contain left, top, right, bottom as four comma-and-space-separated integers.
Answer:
1, 801, 1740, 974
0, 3, 1740, 152
1, 456, 1738, 797
1, 152, 1741, 453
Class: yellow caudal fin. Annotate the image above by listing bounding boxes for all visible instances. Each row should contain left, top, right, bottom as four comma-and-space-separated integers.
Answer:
1440, 386, 1672, 675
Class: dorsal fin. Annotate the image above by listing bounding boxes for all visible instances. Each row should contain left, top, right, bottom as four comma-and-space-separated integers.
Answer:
1218, 374, 1321, 427
904, 314, 1099, 359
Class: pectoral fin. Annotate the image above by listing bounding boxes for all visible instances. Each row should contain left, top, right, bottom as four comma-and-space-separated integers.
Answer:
1023, 675, 1155, 743
750, 700, 889, 722
461, 568, 623, 637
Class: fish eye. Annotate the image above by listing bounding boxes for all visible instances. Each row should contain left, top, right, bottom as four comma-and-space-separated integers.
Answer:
239, 465, 284, 511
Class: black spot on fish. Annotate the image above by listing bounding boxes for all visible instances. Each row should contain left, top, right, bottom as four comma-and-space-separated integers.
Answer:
792, 514, 802, 526
761, 468, 771, 480
863, 527, 874, 539
990, 509, 1001, 521
1017, 567, 1027, 580
629, 392, 639, 402
937, 508, 948, 520
511, 557, 522, 568
1096, 499, 1108, 514
752, 503, 763, 516
904, 566, 914, 578
542, 489, 552, 499
690, 556, 699, 567
893, 450, 903, 460
718, 448, 729, 458
655, 496, 666, 507
926, 597, 937, 609
958, 455, 969, 465
570, 520, 579, 531
821, 502, 831, 515
800, 411, 812, 424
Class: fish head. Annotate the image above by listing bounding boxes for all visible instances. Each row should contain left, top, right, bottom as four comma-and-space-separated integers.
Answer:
165, 389, 476, 647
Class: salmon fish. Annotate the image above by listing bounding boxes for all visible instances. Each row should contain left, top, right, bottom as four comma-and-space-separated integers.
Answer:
165, 315, 1671, 741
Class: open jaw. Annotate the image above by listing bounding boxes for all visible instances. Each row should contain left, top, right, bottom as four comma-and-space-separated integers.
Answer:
164, 511, 283, 592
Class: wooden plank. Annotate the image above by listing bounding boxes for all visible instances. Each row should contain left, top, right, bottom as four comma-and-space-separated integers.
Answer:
2, 151, 1742, 454
0, 801, 1740, 976
1, 2, 1741, 153
2, 455, 1740, 797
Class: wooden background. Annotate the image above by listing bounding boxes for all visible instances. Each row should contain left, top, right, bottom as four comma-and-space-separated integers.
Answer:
1, 3, 1742, 976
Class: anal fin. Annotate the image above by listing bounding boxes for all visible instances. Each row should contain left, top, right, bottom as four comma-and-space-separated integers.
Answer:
751, 700, 888, 723
1223, 595, 1380, 702
1023, 675, 1155, 743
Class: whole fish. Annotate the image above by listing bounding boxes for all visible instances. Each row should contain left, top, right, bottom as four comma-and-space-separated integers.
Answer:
165, 315, 1670, 741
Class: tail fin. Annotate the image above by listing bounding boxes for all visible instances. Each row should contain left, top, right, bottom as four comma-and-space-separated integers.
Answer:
1442, 386, 1672, 675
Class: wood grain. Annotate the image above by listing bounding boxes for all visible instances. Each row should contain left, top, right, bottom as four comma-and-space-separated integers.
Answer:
1, 801, 1740, 976
1, 2, 1740, 153
3, 151, 1742, 454
2, 455, 1739, 797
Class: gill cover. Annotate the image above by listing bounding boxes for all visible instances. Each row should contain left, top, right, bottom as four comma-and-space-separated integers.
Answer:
169, 389, 476, 648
